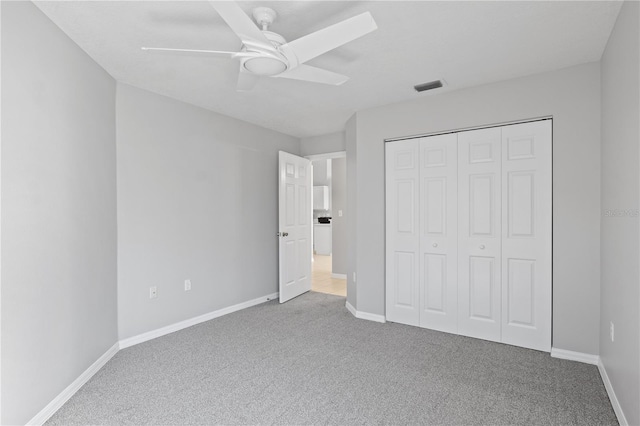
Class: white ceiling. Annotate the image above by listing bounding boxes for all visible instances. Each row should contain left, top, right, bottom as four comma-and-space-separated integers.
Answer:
34, 1, 622, 138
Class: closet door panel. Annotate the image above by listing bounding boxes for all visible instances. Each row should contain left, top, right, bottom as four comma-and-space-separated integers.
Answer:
385, 140, 420, 326
385, 120, 552, 354
419, 134, 458, 333
501, 120, 552, 352
458, 128, 502, 343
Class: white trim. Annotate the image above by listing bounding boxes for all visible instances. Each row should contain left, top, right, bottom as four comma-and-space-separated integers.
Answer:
119, 292, 278, 349
345, 301, 357, 317
550, 348, 628, 425
0, 3, 3, 420
598, 358, 628, 426
344, 301, 386, 323
331, 273, 347, 279
385, 116, 553, 143
304, 151, 346, 161
26, 342, 119, 426
356, 311, 386, 323
25, 293, 279, 425
550, 347, 599, 365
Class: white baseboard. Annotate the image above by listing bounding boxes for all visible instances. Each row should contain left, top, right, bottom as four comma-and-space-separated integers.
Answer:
598, 358, 628, 426
119, 292, 278, 349
344, 301, 386, 323
550, 347, 599, 365
331, 273, 347, 280
356, 310, 386, 323
550, 348, 627, 425
27, 342, 119, 426
345, 301, 357, 316
26, 293, 279, 424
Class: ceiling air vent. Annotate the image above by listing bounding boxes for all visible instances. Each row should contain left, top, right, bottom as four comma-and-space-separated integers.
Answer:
414, 80, 443, 93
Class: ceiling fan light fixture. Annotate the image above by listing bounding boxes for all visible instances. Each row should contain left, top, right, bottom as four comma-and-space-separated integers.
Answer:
243, 56, 287, 76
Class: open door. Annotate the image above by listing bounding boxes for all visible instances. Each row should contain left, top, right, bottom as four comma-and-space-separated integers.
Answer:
278, 151, 312, 302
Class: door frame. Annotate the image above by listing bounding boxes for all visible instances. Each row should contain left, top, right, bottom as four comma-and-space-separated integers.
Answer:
384, 116, 553, 143
305, 151, 348, 296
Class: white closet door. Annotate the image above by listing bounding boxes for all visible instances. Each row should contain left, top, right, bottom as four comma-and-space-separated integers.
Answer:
501, 120, 552, 351
419, 134, 458, 333
385, 140, 420, 326
457, 127, 502, 343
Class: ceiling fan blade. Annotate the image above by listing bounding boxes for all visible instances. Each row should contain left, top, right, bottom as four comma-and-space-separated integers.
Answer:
281, 12, 377, 65
276, 64, 349, 86
141, 47, 247, 58
208, 1, 272, 49
237, 68, 260, 91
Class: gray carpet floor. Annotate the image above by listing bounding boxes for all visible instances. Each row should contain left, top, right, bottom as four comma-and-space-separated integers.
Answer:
47, 292, 617, 425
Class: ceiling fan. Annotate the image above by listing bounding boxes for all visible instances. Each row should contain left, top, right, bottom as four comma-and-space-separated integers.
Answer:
141, 1, 378, 91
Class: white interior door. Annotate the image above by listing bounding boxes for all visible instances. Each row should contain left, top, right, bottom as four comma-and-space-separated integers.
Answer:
457, 127, 502, 343
500, 120, 552, 351
419, 134, 458, 333
278, 151, 312, 303
385, 139, 420, 326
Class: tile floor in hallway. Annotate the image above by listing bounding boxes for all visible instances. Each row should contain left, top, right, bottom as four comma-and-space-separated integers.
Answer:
311, 254, 347, 296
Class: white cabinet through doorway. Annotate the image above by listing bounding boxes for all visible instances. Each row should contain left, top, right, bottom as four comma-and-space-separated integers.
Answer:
385, 120, 552, 352
314, 224, 332, 255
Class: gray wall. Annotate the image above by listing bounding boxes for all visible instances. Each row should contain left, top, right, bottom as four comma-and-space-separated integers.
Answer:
600, 1, 640, 424
1, 2, 118, 424
331, 158, 347, 275
352, 63, 602, 355
300, 131, 345, 156
313, 159, 331, 187
116, 83, 299, 340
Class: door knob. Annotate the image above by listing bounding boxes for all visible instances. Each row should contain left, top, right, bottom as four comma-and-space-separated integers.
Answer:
432, 243, 438, 248
277, 232, 289, 237
479, 244, 485, 249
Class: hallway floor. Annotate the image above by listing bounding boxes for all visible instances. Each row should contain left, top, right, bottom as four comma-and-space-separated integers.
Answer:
311, 254, 346, 297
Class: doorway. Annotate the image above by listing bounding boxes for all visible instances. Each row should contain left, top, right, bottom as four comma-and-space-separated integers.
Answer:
307, 152, 347, 297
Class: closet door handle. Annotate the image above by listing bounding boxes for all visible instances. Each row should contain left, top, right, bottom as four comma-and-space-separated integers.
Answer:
479, 244, 486, 250
432, 243, 438, 248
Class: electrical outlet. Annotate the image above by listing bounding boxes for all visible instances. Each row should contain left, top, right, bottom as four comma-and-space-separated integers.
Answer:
149, 286, 157, 299
353, 272, 357, 283
184, 279, 192, 292
610, 321, 615, 342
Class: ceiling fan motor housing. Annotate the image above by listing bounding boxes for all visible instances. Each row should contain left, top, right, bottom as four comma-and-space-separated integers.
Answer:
242, 27, 289, 76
